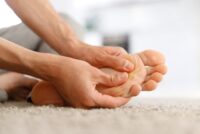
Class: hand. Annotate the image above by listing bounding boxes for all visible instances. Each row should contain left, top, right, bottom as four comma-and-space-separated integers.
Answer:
45, 55, 130, 108
69, 41, 134, 72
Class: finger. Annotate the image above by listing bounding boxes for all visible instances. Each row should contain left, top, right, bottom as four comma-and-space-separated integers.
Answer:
105, 46, 128, 56
142, 80, 158, 91
94, 92, 130, 108
96, 69, 129, 87
146, 64, 168, 75
96, 55, 134, 72
145, 72, 163, 83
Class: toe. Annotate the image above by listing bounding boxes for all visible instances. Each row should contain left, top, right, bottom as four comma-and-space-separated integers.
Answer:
138, 50, 165, 66
142, 80, 158, 91
146, 64, 168, 75
126, 84, 141, 97
145, 72, 163, 83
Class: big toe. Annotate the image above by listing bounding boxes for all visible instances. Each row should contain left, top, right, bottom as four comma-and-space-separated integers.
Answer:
138, 50, 165, 66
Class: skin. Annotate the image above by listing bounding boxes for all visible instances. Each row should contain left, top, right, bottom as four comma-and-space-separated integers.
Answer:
0, 0, 167, 108
0, 38, 131, 108
1, 0, 137, 108
30, 50, 167, 106
0, 72, 38, 101
5, 0, 134, 72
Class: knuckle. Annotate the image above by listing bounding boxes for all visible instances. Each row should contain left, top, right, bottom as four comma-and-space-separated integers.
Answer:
114, 59, 128, 70
95, 54, 106, 63
115, 47, 127, 54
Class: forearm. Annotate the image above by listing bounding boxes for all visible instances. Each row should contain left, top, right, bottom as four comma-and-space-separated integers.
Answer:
5, 0, 133, 72
0, 38, 54, 80
5, 0, 81, 57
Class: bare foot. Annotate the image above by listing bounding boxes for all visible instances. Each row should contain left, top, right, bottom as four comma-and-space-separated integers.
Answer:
31, 50, 167, 106
98, 50, 167, 97
31, 81, 65, 106
0, 72, 38, 101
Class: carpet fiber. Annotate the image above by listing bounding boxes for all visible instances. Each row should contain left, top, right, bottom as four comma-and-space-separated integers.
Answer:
0, 98, 200, 134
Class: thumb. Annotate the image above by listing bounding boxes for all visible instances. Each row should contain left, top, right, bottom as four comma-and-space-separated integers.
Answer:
94, 92, 130, 108
96, 69, 128, 87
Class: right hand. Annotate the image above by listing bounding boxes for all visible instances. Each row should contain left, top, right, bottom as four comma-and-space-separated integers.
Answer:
46, 55, 130, 108
69, 41, 134, 72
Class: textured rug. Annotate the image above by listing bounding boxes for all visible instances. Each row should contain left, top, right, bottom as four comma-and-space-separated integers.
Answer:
0, 98, 200, 134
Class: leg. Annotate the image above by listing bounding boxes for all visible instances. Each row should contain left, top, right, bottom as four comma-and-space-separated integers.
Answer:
0, 23, 42, 100
0, 72, 38, 101
30, 50, 167, 106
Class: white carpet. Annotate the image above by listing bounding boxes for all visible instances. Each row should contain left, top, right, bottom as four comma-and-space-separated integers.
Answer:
0, 98, 200, 134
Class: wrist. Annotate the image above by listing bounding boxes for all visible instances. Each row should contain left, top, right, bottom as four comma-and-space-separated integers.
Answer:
47, 21, 82, 58
58, 38, 89, 59
22, 51, 56, 80
58, 37, 80, 56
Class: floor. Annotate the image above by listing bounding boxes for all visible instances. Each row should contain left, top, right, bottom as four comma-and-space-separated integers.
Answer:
0, 98, 200, 134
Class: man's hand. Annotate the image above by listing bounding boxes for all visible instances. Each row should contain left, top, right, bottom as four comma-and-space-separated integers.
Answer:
44, 55, 129, 108
44, 55, 130, 108
74, 43, 134, 72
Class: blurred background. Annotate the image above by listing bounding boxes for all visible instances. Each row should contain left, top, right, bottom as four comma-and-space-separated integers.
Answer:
0, 0, 200, 98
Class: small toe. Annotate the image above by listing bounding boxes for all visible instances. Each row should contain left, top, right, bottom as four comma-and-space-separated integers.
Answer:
154, 64, 168, 74
147, 64, 168, 75
125, 85, 141, 97
142, 80, 158, 91
145, 72, 163, 83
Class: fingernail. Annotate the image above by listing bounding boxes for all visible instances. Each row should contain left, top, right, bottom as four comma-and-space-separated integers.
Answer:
123, 61, 133, 70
